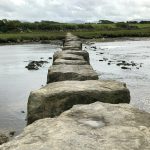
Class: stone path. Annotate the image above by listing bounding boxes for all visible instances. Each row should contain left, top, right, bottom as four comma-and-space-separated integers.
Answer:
27, 33, 130, 124
1, 33, 150, 150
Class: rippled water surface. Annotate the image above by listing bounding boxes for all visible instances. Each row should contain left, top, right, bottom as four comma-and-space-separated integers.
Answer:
0, 39, 150, 135
84, 39, 150, 113
0, 44, 60, 134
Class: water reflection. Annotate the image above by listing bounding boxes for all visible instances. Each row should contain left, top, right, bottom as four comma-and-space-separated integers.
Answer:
84, 39, 150, 113
0, 44, 60, 134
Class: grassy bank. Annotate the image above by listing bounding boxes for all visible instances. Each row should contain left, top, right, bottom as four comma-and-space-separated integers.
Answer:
0, 23, 150, 44
73, 28, 150, 39
0, 31, 66, 44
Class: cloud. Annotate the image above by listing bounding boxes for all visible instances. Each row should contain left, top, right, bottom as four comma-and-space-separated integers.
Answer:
0, 0, 149, 22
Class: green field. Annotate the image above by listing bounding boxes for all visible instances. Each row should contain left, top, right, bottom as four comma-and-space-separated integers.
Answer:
73, 28, 150, 39
90, 23, 150, 29
0, 31, 67, 43
0, 23, 150, 44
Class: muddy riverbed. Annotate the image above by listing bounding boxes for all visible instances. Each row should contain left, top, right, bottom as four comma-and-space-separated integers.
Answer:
0, 39, 150, 136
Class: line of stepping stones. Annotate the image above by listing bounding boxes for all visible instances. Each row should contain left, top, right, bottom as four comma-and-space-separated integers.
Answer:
27, 33, 130, 124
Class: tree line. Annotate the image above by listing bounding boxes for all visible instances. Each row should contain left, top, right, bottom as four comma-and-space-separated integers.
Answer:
98, 20, 150, 24
0, 19, 149, 33
0, 19, 94, 33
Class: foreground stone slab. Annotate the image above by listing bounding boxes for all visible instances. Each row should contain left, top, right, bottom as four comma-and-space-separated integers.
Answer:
53, 50, 90, 63
47, 65, 98, 83
1, 102, 150, 150
53, 59, 88, 65
27, 80, 130, 124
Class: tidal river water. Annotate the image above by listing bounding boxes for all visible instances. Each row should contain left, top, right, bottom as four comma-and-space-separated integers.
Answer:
0, 39, 150, 135
0, 44, 61, 134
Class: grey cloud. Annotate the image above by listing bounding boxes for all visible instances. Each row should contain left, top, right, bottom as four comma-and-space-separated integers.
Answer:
0, 0, 149, 22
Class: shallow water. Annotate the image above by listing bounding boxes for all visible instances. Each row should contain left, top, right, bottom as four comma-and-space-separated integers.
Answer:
0, 44, 61, 134
0, 40, 150, 135
84, 39, 150, 113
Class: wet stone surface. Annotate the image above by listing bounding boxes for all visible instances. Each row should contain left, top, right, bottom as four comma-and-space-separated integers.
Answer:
78, 117, 106, 128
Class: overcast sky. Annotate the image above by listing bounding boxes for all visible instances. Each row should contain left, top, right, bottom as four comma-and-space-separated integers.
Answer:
0, 0, 149, 22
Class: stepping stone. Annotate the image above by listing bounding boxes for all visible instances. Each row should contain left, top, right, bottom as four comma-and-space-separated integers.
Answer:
53, 53, 84, 61
53, 50, 90, 63
53, 59, 88, 65
27, 80, 130, 124
47, 65, 98, 83
64, 41, 82, 49
62, 46, 82, 51
65, 34, 79, 41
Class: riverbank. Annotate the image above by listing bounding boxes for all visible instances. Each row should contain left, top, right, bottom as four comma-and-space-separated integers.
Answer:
0, 28, 150, 45
0, 31, 66, 45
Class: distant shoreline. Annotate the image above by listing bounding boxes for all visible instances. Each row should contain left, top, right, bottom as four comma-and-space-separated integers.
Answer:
0, 40, 63, 46
84, 37, 150, 43
0, 37, 150, 46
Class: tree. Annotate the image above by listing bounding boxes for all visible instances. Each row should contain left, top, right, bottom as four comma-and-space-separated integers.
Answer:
98, 20, 114, 24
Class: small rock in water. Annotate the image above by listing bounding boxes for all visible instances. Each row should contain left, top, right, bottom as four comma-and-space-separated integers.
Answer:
48, 57, 52, 59
116, 60, 142, 70
121, 66, 130, 70
21, 111, 25, 113
9, 131, 16, 137
91, 46, 97, 49
25, 61, 48, 70
108, 61, 113, 63
25, 62, 39, 70
0, 134, 8, 145
103, 58, 108, 61
99, 60, 103, 62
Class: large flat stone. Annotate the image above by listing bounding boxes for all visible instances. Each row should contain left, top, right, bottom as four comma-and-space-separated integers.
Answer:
2, 102, 150, 150
53, 59, 88, 65
53, 50, 90, 63
64, 41, 82, 49
53, 53, 84, 61
62, 46, 82, 51
27, 80, 130, 124
47, 65, 98, 83
65, 33, 79, 41
65, 36, 79, 41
